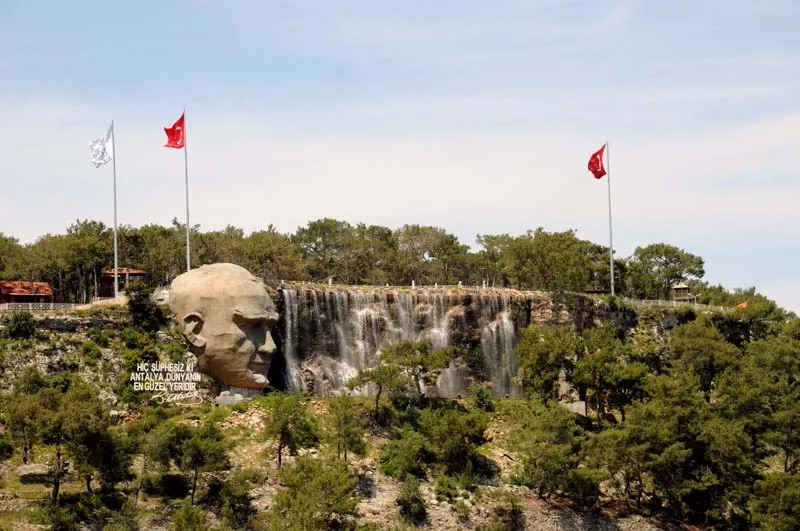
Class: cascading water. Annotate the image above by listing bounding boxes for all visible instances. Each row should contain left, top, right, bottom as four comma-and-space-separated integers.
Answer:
279, 287, 521, 396
281, 289, 303, 392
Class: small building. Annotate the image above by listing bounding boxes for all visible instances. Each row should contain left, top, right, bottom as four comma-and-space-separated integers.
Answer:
585, 284, 611, 295
0, 281, 54, 304
671, 283, 695, 302
97, 268, 147, 298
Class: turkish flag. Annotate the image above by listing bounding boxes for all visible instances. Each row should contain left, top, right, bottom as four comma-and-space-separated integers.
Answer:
588, 144, 607, 179
164, 113, 185, 149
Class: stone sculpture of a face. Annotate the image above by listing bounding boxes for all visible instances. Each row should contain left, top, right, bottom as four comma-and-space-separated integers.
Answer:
168, 263, 278, 390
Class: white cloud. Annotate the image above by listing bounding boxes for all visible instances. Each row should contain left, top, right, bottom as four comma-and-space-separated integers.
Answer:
2, 0, 799, 311
2, 95, 797, 245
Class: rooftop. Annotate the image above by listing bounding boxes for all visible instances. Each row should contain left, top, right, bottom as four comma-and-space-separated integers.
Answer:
102, 268, 146, 276
0, 281, 54, 297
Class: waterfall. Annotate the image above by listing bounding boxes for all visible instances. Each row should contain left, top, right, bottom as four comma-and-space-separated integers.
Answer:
282, 289, 303, 391
278, 286, 521, 396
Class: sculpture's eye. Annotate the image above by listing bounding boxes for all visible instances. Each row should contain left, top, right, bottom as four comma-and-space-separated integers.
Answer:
233, 310, 270, 335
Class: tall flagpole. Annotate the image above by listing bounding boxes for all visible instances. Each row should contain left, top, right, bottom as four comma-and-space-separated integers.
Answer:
111, 121, 119, 299
606, 141, 615, 296
183, 109, 191, 272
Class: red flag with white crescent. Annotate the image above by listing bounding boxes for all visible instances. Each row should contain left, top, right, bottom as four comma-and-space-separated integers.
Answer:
164, 113, 185, 149
588, 144, 607, 179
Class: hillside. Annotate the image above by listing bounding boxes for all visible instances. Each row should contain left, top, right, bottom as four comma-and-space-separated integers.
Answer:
0, 286, 797, 530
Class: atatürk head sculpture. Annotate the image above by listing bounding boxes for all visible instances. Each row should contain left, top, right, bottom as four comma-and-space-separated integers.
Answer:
169, 263, 278, 390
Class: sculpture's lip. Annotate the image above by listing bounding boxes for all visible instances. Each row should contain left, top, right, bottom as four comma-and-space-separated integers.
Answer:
245, 368, 268, 386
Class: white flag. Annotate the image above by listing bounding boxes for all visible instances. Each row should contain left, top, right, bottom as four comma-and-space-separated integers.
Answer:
89, 123, 114, 168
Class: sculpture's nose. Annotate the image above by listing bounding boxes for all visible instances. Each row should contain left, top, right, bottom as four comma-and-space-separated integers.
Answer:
258, 332, 276, 355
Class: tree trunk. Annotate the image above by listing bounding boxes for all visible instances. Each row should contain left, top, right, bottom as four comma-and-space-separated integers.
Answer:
51, 447, 63, 504
277, 442, 284, 469
191, 469, 198, 505
374, 385, 383, 417
85, 475, 92, 494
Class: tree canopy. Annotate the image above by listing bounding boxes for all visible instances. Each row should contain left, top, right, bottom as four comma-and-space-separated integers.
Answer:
1, 219, 782, 316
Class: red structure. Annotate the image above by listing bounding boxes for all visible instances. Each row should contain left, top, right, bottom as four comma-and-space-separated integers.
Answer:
98, 268, 147, 298
0, 281, 54, 304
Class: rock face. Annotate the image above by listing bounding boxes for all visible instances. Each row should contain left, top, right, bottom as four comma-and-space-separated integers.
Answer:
158, 276, 650, 398
16, 464, 51, 484
273, 286, 635, 397
168, 263, 280, 391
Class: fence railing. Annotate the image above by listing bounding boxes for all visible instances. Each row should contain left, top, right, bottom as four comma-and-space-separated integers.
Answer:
613, 297, 731, 314
0, 289, 732, 315
278, 282, 734, 314
0, 302, 80, 312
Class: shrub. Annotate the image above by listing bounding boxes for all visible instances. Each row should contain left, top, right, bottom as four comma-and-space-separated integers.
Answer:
164, 341, 186, 362
121, 327, 143, 349
126, 281, 166, 334
435, 475, 461, 501
453, 500, 471, 522
380, 428, 430, 480
479, 498, 525, 531
0, 434, 13, 460
88, 328, 111, 347
397, 477, 427, 525
6, 311, 36, 340
81, 340, 103, 366
221, 470, 257, 528
171, 498, 206, 531
268, 456, 360, 530
473, 385, 495, 412
563, 468, 608, 508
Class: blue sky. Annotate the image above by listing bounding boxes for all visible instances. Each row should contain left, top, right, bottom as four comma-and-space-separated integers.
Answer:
1, 0, 799, 311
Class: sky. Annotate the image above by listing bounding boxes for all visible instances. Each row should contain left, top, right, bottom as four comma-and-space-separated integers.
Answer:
1, 0, 799, 311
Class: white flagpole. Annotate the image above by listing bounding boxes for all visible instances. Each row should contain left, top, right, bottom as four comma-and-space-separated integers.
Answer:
606, 141, 615, 296
111, 121, 119, 299
183, 109, 191, 272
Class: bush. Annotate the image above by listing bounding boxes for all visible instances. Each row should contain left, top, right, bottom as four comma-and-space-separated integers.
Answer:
102, 502, 139, 531
38, 505, 80, 531
397, 477, 427, 525
140, 473, 190, 498
435, 475, 461, 502
268, 456, 360, 530
453, 500, 471, 522
171, 498, 206, 531
220, 470, 259, 528
82, 340, 103, 366
380, 428, 430, 480
479, 498, 525, 531
121, 327, 143, 349
563, 468, 608, 508
0, 434, 14, 460
418, 408, 487, 477
165, 341, 186, 363
6, 311, 36, 339
88, 328, 111, 348
473, 385, 495, 412
465, 350, 486, 373
126, 281, 166, 334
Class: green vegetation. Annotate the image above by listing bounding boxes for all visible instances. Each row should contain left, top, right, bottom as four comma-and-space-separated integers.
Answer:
0, 303, 797, 529
126, 280, 166, 334
0, 219, 781, 309
4, 311, 36, 340
0, 219, 798, 529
